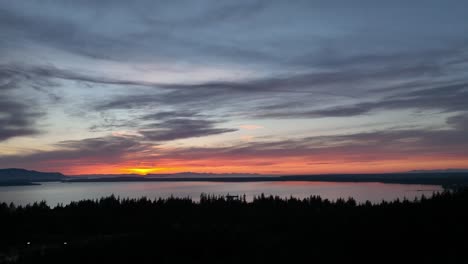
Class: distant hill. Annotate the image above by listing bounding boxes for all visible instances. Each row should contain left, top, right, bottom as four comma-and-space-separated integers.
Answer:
407, 169, 468, 173
0, 168, 66, 185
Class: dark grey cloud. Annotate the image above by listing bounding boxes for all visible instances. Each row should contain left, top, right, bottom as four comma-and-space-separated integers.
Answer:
256, 82, 468, 119
141, 111, 202, 121
0, 1, 279, 64
0, 67, 20, 90
140, 119, 237, 141
92, 53, 465, 114
446, 113, 468, 131
0, 67, 45, 141
57, 136, 145, 157
2, 1, 468, 67
88, 114, 140, 132
0, 135, 149, 166
0, 98, 42, 141
88, 109, 235, 140
8, 64, 154, 87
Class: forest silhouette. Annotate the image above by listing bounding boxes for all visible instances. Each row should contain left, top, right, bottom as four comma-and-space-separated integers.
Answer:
1, 188, 468, 263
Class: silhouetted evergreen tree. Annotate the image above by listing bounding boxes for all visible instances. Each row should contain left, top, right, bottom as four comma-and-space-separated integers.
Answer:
1, 188, 468, 263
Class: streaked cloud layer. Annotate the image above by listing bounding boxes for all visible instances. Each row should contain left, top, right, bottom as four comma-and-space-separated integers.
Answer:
1, 0, 468, 174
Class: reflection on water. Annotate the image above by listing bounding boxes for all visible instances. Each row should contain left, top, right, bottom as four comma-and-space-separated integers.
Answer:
0, 181, 443, 206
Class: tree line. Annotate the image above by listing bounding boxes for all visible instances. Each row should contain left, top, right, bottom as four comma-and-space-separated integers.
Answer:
1, 188, 468, 263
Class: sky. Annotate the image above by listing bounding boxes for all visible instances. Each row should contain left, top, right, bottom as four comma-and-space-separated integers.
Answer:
1, 0, 468, 175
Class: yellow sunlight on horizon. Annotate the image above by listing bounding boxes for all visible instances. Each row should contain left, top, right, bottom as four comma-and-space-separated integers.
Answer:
123, 167, 168, 175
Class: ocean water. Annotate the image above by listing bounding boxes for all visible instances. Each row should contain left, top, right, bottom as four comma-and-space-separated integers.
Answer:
0, 181, 443, 206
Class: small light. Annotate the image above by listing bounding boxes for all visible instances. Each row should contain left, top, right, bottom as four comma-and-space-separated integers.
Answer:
27, 242, 31, 245
63, 242, 68, 245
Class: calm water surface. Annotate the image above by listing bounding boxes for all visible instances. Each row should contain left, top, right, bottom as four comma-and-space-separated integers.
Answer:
0, 181, 443, 206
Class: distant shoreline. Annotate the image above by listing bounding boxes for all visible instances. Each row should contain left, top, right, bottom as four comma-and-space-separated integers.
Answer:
60, 173, 468, 187
2, 172, 468, 187
0, 182, 41, 186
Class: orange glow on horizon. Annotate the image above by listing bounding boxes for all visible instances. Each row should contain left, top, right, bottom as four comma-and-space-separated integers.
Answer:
122, 167, 180, 175
124, 168, 158, 175
43, 155, 468, 176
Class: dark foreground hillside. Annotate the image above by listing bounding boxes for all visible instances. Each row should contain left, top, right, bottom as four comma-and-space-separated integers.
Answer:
1, 189, 468, 264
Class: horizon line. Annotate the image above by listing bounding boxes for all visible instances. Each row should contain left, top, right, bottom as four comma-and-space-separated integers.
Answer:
2, 167, 468, 177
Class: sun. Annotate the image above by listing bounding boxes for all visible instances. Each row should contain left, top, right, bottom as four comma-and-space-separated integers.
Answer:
122, 166, 180, 175
125, 168, 160, 175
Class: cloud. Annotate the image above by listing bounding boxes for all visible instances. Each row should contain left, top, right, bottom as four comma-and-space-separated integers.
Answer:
140, 111, 202, 121
0, 1, 278, 64
139, 119, 237, 141
2, 39, 467, 125
239, 125, 263, 130
2, 0, 468, 174
0, 135, 150, 169
1, 113, 467, 172
0, 98, 42, 141
0, 67, 45, 141
151, 115, 468, 163
255, 82, 468, 118
55, 136, 148, 161
446, 113, 468, 131
240, 135, 254, 142
91, 57, 463, 117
